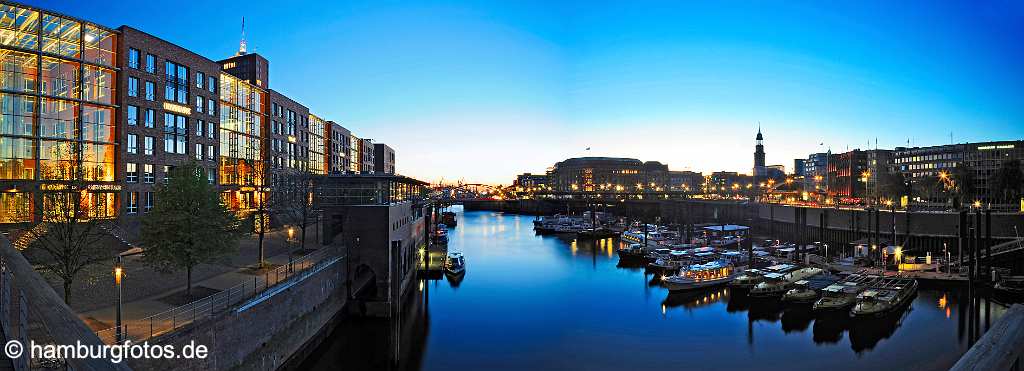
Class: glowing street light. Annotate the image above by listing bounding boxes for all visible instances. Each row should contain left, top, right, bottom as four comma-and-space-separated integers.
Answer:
114, 256, 124, 343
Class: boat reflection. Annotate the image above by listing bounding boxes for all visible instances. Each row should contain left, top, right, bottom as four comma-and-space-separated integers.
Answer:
662, 288, 730, 311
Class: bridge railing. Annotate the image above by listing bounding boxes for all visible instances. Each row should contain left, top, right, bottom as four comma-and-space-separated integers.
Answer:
952, 304, 1024, 371
94, 246, 340, 345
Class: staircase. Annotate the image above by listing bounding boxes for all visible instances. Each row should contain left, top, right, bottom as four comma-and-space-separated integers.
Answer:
11, 223, 49, 250
98, 222, 138, 250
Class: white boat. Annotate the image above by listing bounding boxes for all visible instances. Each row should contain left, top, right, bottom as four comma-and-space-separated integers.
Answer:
782, 280, 818, 303
663, 259, 739, 291
813, 274, 879, 312
730, 263, 797, 290
850, 277, 917, 317
749, 267, 823, 298
618, 243, 647, 259
444, 252, 465, 276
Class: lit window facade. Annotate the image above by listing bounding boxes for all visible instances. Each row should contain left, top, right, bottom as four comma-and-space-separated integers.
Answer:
218, 72, 265, 210
0, 3, 119, 223
307, 113, 326, 175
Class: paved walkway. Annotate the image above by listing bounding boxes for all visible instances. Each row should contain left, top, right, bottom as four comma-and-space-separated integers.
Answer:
77, 239, 320, 335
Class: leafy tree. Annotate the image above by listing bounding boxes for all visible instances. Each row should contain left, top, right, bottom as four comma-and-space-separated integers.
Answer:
875, 171, 910, 201
951, 164, 976, 208
139, 161, 242, 298
24, 142, 111, 304
993, 159, 1023, 203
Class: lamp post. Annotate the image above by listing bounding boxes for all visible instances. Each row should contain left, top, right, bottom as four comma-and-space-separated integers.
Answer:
287, 227, 295, 273
114, 256, 124, 344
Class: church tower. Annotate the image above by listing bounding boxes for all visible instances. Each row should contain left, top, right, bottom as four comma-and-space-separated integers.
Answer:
754, 126, 766, 179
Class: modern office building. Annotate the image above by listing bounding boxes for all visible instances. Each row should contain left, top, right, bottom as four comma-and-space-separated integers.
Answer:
826, 150, 868, 201
0, 1, 405, 226
803, 152, 829, 192
793, 159, 805, 176
892, 140, 1024, 207
514, 173, 548, 189
667, 171, 703, 192
118, 25, 223, 220
0, 3, 120, 223
373, 143, 394, 175
327, 121, 350, 175
544, 157, 677, 193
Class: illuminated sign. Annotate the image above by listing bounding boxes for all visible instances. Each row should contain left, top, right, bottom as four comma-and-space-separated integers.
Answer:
88, 184, 122, 191
163, 102, 192, 115
978, 145, 1014, 150
40, 184, 72, 191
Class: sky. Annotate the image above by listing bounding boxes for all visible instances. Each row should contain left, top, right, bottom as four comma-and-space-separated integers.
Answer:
32, 0, 1024, 184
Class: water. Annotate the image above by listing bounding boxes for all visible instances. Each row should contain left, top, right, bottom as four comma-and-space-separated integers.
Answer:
302, 208, 1011, 370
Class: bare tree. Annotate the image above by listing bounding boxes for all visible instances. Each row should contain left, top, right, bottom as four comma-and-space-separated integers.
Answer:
272, 172, 321, 251
24, 142, 112, 304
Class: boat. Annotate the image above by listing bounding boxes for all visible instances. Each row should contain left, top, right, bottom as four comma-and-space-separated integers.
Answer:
994, 276, 1024, 297
813, 274, 879, 312
618, 243, 647, 260
444, 252, 465, 276
577, 227, 619, 240
730, 263, 797, 290
432, 224, 449, 244
663, 259, 739, 291
850, 277, 918, 317
441, 211, 457, 227
782, 280, 818, 303
749, 267, 823, 298
647, 250, 690, 274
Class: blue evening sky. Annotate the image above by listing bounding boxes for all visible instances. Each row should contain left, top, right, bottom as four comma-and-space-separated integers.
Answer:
31, 0, 1024, 184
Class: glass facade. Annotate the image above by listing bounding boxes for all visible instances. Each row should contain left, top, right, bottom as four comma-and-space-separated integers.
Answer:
0, 4, 118, 223
218, 72, 265, 210
308, 113, 326, 175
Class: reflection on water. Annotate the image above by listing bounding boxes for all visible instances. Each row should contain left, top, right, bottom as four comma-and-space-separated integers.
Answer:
302, 209, 1012, 371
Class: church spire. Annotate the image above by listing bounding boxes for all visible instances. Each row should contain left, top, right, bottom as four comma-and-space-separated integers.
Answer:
236, 17, 247, 56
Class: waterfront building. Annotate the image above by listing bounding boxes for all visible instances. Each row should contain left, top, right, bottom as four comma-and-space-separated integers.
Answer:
668, 170, 702, 192
803, 152, 829, 192
373, 143, 395, 175
0, 2, 120, 223
327, 121, 350, 175
514, 173, 547, 190
793, 159, 806, 176
826, 150, 868, 202
266, 89, 310, 177
118, 26, 223, 223
706, 171, 752, 194
215, 71, 265, 210
359, 138, 374, 174
892, 140, 1024, 208
546, 157, 648, 192
308, 113, 327, 175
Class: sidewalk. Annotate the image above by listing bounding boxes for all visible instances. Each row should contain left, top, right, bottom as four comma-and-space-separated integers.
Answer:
77, 230, 322, 332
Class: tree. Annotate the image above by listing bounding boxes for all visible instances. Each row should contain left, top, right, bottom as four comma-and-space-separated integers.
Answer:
993, 159, 1023, 203
875, 171, 909, 201
139, 161, 242, 298
272, 172, 321, 252
24, 142, 111, 304
951, 164, 976, 208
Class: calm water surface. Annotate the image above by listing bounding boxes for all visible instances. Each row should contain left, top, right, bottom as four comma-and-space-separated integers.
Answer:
303, 208, 1010, 370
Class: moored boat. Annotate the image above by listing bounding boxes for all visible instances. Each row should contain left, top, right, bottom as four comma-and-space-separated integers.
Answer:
663, 259, 739, 291
850, 277, 917, 317
749, 267, 823, 298
444, 252, 465, 276
730, 263, 797, 290
782, 280, 818, 303
813, 274, 879, 312
618, 243, 647, 260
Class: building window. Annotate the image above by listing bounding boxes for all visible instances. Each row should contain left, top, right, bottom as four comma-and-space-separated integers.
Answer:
163, 165, 173, 183
145, 192, 154, 212
195, 143, 203, 160
127, 192, 138, 214
127, 105, 138, 126
145, 81, 154, 100
128, 48, 139, 69
145, 109, 155, 128
164, 60, 188, 104
145, 54, 156, 73
127, 77, 138, 97
196, 119, 204, 137
195, 95, 204, 113
127, 134, 137, 154
207, 122, 214, 139
143, 164, 154, 183
144, 136, 154, 155
196, 71, 205, 89
126, 163, 138, 183
207, 144, 215, 160
207, 169, 215, 184
163, 113, 187, 154
207, 76, 216, 93
207, 99, 215, 115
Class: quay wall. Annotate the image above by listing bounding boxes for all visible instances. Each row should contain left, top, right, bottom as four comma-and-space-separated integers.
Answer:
127, 249, 347, 371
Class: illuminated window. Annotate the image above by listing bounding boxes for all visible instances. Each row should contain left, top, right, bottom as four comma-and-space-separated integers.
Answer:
0, 51, 38, 93
127, 134, 137, 154
163, 112, 186, 154
84, 25, 116, 65
0, 192, 33, 223
0, 136, 34, 179
143, 136, 153, 155
144, 192, 153, 212
0, 93, 35, 136
143, 164, 154, 183
126, 162, 137, 183
126, 191, 137, 214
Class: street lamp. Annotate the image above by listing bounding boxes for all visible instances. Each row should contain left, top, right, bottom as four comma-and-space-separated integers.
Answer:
114, 256, 124, 344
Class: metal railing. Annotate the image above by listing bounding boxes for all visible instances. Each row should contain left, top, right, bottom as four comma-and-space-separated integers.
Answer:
94, 247, 340, 345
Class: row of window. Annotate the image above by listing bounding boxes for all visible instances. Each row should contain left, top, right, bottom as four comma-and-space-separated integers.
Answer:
124, 162, 216, 185
124, 191, 154, 214
126, 48, 217, 93
126, 132, 216, 159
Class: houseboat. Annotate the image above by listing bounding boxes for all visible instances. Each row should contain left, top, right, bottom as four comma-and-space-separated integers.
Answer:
663, 259, 739, 291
